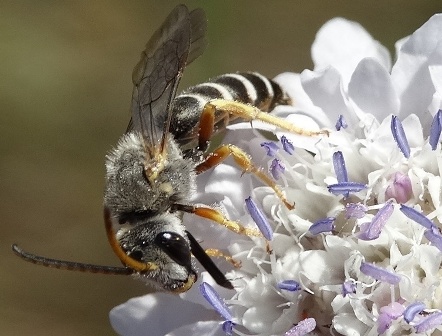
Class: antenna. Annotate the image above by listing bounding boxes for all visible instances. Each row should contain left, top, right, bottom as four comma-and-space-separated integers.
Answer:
11, 244, 133, 275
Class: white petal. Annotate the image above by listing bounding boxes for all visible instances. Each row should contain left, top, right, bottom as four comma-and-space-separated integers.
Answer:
401, 114, 424, 147
167, 321, 225, 336
273, 72, 330, 126
398, 14, 442, 58
392, 14, 442, 122
299, 250, 343, 284
109, 293, 215, 336
301, 67, 357, 128
348, 58, 399, 120
333, 314, 370, 336
312, 17, 391, 87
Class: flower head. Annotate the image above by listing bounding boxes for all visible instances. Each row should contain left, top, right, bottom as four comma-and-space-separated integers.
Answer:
110, 13, 442, 336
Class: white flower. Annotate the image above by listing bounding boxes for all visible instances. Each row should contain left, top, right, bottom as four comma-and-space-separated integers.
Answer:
110, 14, 442, 336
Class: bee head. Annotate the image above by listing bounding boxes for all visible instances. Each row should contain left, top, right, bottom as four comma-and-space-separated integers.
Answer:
107, 208, 197, 292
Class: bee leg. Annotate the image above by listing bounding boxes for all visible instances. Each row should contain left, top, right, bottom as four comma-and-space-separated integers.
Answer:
173, 204, 262, 237
205, 248, 241, 268
196, 144, 294, 210
204, 99, 329, 136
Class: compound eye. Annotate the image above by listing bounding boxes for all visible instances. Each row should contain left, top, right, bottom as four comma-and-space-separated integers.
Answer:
154, 232, 192, 270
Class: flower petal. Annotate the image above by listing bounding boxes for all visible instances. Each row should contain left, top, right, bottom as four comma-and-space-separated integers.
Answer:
110, 293, 214, 336
312, 17, 391, 86
348, 58, 399, 120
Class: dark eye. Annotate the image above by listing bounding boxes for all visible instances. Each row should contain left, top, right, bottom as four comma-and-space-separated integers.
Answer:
154, 232, 191, 270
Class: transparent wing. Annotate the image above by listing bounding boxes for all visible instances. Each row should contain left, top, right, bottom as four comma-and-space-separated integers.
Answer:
127, 5, 207, 148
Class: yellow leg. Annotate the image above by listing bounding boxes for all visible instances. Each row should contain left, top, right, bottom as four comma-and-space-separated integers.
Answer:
174, 204, 262, 237
206, 99, 329, 137
197, 144, 294, 210
205, 248, 241, 268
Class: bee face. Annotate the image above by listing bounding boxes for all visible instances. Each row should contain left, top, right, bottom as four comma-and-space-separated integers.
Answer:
117, 214, 197, 292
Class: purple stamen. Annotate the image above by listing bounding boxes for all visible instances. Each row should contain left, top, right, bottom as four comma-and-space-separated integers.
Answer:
429, 110, 442, 150
328, 182, 367, 196
424, 227, 442, 252
277, 280, 301, 292
391, 115, 411, 158
200, 282, 233, 321
399, 204, 435, 230
309, 217, 335, 235
403, 302, 425, 323
245, 197, 273, 240
222, 321, 234, 336
261, 141, 279, 156
358, 201, 394, 240
332, 151, 348, 183
280, 135, 295, 154
345, 203, 368, 219
385, 172, 413, 203
335, 114, 348, 131
341, 280, 356, 297
414, 311, 442, 333
360, 262, 401, 285
270, 158, 285, 180
284, 318, 316, 336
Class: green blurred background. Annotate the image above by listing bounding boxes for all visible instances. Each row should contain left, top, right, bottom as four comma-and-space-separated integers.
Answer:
2, 1, 441, 335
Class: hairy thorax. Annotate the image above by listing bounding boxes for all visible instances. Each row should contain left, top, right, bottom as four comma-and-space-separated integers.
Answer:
104, 132, 197, 218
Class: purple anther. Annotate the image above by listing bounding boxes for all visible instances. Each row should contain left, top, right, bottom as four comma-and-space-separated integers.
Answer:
261, 141, 279, 156
277, 280, 301, 292
399, 204, 435, 230
222, 321, 234, 336
385, 172, 413, 203
335, 114, 348, 131
270, 158, 285, 180
403, 302, 425, 323
391, 115, 411, 158
245, 197, 273, 240
328, 182, 367, 196
280, 135, 295, 155
341, 280, 356, 297
345, 203, 368, 219
284, 318, 316, 336
429, 110, 442, 150
332, 151, 348, 183
200, 282, 233, 321
358, 201, 394, 240
414, 311, 442, 333
309, 217, 335, 235
424, 227, 442, 252
360, 262, 401, 285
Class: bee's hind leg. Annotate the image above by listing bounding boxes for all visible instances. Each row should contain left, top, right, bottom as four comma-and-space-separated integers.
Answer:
205, 99, 329, 136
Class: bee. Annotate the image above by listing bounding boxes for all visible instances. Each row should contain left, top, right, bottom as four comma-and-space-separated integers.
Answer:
12, 5, 326, 293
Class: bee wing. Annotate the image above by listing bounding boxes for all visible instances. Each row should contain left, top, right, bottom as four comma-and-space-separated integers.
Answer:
127, 5, 207, 147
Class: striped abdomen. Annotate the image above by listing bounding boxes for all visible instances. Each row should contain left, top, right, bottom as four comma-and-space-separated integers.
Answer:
170, 72, 290, 148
